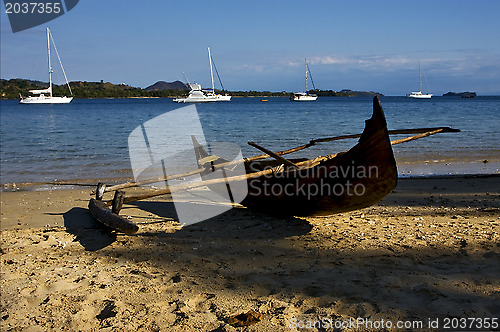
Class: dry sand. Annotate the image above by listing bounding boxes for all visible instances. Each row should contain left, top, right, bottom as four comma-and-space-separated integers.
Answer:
1, 176, 499, 331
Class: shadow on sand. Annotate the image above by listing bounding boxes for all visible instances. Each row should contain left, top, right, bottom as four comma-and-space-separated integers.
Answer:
130, 200, 314, 239
63, 207, 116, 251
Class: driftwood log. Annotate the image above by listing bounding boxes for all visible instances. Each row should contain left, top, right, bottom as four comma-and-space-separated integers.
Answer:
88, 198, 139, 234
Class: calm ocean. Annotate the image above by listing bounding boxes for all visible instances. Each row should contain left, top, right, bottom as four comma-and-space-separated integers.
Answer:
1, 96, 499, 188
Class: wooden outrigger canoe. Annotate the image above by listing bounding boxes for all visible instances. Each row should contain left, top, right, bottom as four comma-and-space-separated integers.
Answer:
241, 96, 397, 216
89, 96, 459, 233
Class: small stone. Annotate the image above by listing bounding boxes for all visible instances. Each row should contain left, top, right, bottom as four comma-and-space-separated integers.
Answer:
227, 310, 263, 327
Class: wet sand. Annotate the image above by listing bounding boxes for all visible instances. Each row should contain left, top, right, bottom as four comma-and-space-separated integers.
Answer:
1, 176, 499, 331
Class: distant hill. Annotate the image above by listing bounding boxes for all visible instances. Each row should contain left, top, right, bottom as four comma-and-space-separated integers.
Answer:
12, 79, 49, 88
443, 91, 476, 98
68, 81, 146, 98
0, 79, 187, 99
1, 78, 49, 98
1, 78, 383, 99
145, 81, 188, 91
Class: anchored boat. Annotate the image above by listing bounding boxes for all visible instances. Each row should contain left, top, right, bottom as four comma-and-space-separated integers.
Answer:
20, 27, 73, 104
406, 61, 432, 99
173, 47, 231, 103
291, 58, 318, 101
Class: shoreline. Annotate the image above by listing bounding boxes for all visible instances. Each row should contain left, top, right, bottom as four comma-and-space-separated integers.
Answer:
2, 157, 499, 192
3, 171, 500, 194
2, 174, 499, 230
1, 174, 498, 229
2, 176, 499, 330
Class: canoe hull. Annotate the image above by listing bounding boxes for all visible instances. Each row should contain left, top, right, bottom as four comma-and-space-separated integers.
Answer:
241, 96, 397, 216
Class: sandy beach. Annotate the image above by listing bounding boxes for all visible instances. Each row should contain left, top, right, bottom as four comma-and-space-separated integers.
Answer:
1, 175, 499, 331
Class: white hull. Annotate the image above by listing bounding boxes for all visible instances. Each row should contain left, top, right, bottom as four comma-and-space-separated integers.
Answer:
292, 94, 318, 101
174, 93, 231, 103
174, 96, 231, 103
20, 95, 73, 104
406, 91, 432, 99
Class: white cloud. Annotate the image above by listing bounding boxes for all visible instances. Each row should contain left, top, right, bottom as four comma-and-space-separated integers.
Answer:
200, 49, 500, 94
307, 54, 414, 70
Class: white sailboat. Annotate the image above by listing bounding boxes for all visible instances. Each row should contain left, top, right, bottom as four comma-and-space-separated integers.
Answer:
174, 47, 231, 103
406, 61, 432, 99
20, 27, 73, 104
291, 58, 318, 101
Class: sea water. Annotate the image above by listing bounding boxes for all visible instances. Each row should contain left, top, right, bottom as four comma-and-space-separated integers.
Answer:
1, 96, 499, 187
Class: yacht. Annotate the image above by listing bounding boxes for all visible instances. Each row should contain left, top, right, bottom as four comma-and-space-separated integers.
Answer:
20, 27, 73, 104
406, 61, 432, 99
174, 47, 231, 103
291, 58, 318, 101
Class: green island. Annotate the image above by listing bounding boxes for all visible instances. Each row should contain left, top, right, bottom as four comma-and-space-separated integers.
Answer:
1, 79, 382, 99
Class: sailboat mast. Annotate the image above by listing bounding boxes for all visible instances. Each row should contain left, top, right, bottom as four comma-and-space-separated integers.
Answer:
419, 61, 422, 92
47, 27, 53, 97
305, 58, 308, 94
208, 47, 215, 94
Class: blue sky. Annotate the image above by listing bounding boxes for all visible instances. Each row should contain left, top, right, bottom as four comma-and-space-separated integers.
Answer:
1, 0, 500, 95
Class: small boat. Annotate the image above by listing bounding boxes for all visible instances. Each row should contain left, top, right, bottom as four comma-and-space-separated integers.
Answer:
291, 58, 318, 101
260, 99, 268, 102
88, 96, 459, 233
174, 47, 231, 103
20, 27, 73, 104
407, 91, 432, 99
406, 61, 432, 99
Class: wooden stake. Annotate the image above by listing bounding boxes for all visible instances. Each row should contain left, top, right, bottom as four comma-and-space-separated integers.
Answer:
112, 190, 125, 214
96, 182, 106, 201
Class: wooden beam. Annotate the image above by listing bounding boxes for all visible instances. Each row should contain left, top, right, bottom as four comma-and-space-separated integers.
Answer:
111, 190, 125, 214
248, 141, 300, 169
